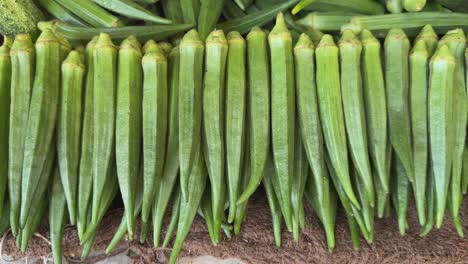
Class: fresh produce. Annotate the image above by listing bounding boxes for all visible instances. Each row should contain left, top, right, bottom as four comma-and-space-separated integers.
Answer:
0, 0, 44, 36
0, 38, 11, 217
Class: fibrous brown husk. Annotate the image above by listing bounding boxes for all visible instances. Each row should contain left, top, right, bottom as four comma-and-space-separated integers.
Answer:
1, 193, 467, 264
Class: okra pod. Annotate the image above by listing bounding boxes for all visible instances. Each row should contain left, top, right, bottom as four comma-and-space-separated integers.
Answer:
37, 0, 88, 27
20, 29, 60, 228
91, 33, 117, 225
237, 27, 270, 205
57, 50, 85, 225
218, 0, 298, 34
420, 170, 435, 236
262, 156, 283, 247
203, 30, 228, 243
77, 36, 97, 240
269, 13, 295, 230
180, 0, 200, 24
316, 34, 360, 208
49, 168, 67, 264
0, 200, 10, 236
361, 30, 389, 197
19, 186, 48, 252
115, 36, 143, 239
54, 21, 194, 42
352, 167, 374, 242
9, 34, 35, 237
168, 148, 207, 264
161, 0, 184, 23
403, 0, 426, 12
339, 30, 375, 206
293, 0, 385, 15
179, 30, 204, 199
225, 32, 247, 223
392, 155, 411, 235
296, 13, 354, 32
198, 0, 225, 40
234, 151, 250, 235
0, 39, 11, 216
54, 0, 122, 27
152, 46, 180, 248
223, 0, 246, 20
384, 29, 414, 182
429, 44, 455, 228
141, 41, 168, 238
409, 40, 429, 226
92, 0, 172, 24
439, 30, 467, 221
161, 189, 181, 248
415, 25, 438, 56
291, 127, 308, 242
386, 0, 403, 14
463, 145, 468, 194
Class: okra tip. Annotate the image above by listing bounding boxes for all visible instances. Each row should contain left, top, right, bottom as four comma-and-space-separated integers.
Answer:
142, 39, 156, 54
440, 28, 466, 43
159, 42, 173, 56
403, 0, 427, 12
270, 13, 289, 36
181, 29, 203, 46
206, 30, 227, 45
416, 25, 437, 40
11, 34, 34, 51
36, 28, 59, 43
63, 51, 85, 69
294, 33, 313, 50
37, 20, 57, 32
227, 31, 244, 43
120, 35, 142, 53
317, 34, 337, 49
142, 41, 165, 60
431, 44, 455, 64
411, 40, 429, 57
339, 29, 360, 47
360, 29, 378, 44
247, 27, 267, 40
95, 33, 116, 48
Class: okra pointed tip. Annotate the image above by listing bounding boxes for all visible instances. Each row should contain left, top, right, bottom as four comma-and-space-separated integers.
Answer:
294, 33, 313, 48
412, 40, 429, 56
271, 12, 288, 34
386, 28, 407, 40
96, 33, 115, 47
433, 44, 454, 61
317, 34, 336, 48
339, 29, 359, 45
206, 30, 227, 44
63, 50, 85, 66
182, 29, 202, 44
36, 28, 59, 42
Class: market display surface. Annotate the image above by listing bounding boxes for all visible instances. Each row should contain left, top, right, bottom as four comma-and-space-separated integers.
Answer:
0, 0, 468, 263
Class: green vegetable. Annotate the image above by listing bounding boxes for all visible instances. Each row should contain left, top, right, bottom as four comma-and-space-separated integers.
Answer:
263, 156, 283, 247
91, 33, 117, 226
237, 27, 270, 205
295, 12, 354, 32
49, 168, 67, 264
38, 0, 88, 27
392, 156, 411, 235
141, 41, 168, 240
403, 0, 426, 12
384, 29, 414, 183
20, 29, 60, 228
226, 32, 247, 223
269, 13, 295, 230
54, 0, 122, 27
0, 39, 11, 217
198, 0, 226, 40
428, 44, 455, 228
316, 34, 360, 208
8, 34, 35, 237
77, 36, 97, 240
180, 0, 200, 24
115, 36, 142, 239
179, 30, 204, 199
409, 39, 429, 226
19, 184, 48, 252
234, 0, 253, 10
53, 21, 193, 42
339, 29, 375, 206
291, 126, 308, 241
203, 30, 228, 243
92, 0, 171, 24
386, 0, 403, 13
234, 145, 250, 235
223, 0, 246, 20
161, 188, 181, 248
217, 0, 299, 34
161, 0, 184, 23
0, 0, 45, 36
293, 0, 385, 15
152, 46, 180, 248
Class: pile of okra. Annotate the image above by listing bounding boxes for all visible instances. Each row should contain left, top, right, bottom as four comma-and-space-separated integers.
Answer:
1, 7, 468, 264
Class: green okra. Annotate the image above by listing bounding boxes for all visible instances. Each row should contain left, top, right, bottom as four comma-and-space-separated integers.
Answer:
152, 46, 180, 248
92, 0, 171, 24
198, 0, 226, 40
54, 0, 122, 27
19, 185, 48, 252
141, 41, 168, 239
294, 33, 332, 239
91, 33, 117, 225
439, 30, 467, 222
168, 148, 207, 264
316, 34, 360, 208
386, 0, 403, 13
339, 30, 375, 207
115, 36, 143, 239
77, 36, 97, 240
9, 34, 35, 237
384, 29, 414, 182
420, 169, 435, 236
37, 0, 88, 26
409, 39, 429, 226
217, 0, 298, 34
428, 44, 455, 228
352, 167, 374, 243
159, 42, 173, 56
57, 50, 85, 225
179, 30, 204, 199
234, 152, 250, 236
49, 168, 67, 264
291, 127, 308, 242
463, 145, 468, 194
237, 27, 270, 205
403, 0, 426, 12
415, 25, 438, 55
225, 31, 247, 224
180, 0, 200, 24
223, 0, 247, 20
262, 156, 283, 247
81, 232, 96, 259
53, 21, 193, 42
293, 0, 385, 15
361, 30, 389, 197
161, 0, 184, 23
392, 155, 411, 235
295, 12, 354, 32
269, 13, 295, 233
162, 191, 181, 248
200, 185, 216, 244
203, 30, 228, 243
0, 200, 11, 236
234, 0, 253, 10
0, 39, 11, 217
20, 29, 60, 228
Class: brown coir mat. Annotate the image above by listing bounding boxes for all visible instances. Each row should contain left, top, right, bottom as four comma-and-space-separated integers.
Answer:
1, 193, 467, 264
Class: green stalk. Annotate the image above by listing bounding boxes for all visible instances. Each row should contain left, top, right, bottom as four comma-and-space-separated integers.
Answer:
38, 0, 88, 26
296, 12, 354, 32
54, 0, 122, 27
0, 39, 11, 217
49, 168, 67, 264
92, 0, 171, 24
198, 0, 226, 40
384, 29, 414, 182
316, 34, 360, 209
8, 34, 35, 237
293, 0, 385, 15
263, 156, 283, 247
291, 127, 308, 242
392, 155, 411, 235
